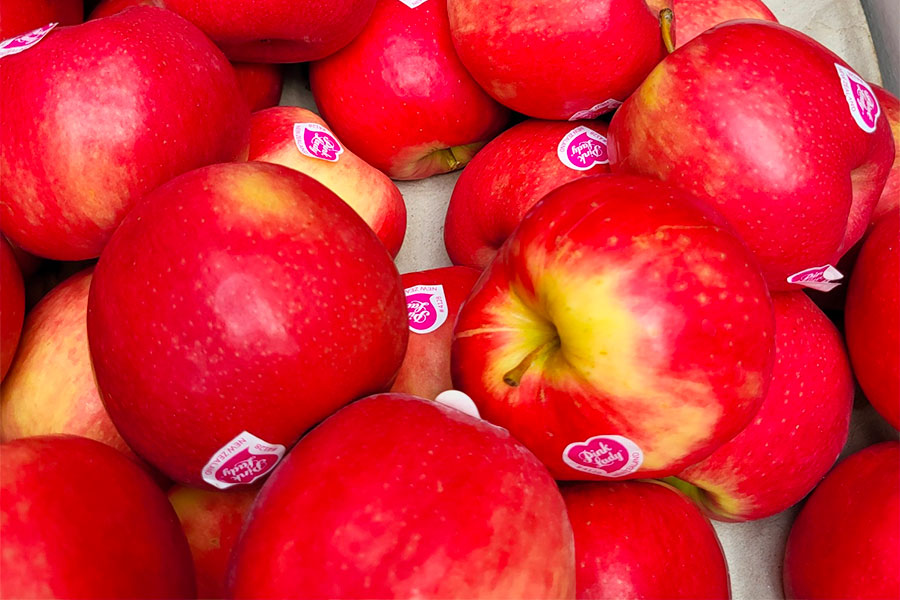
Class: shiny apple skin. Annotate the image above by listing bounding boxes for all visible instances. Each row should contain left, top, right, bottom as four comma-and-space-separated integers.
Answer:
452, 174, 775, 480
87, 162, 408, 487
0, 435, 195, 599
608, 21, 894, 290
783, 441, 900, 599
228, 393, 575, 599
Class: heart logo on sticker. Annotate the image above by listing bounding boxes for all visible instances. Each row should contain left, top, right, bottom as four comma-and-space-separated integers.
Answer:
405, 284, 448, 334
562, 434, 643, 478
558, 126, 609, 171
293, 123, 344, 162
215, 447, 280, 486
835, 63, 881, 133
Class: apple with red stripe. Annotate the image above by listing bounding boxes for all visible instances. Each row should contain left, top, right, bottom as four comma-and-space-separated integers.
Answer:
447, 0, 673, 120
672, 0, 777, 48
249, 106, 407, 257
451, 174, 775, 481
0, 268, 138, 461
1, 436, 194, 598
89, 0, 375, 63
390, 266, 481, 399
670, 292, 853, 521
169, 485, 258, 599
871, 85, 899, 224
0, 7, 250, 261
87, 162, 408, 488
233, 63, 283, 112
845, 209, 899, 429
564, 480, 730, 598
309, 0, 509, 180
783, 441, 899, 599
228, 393, 575, 598
445, 119, 610, 270
608, 21, 894, 291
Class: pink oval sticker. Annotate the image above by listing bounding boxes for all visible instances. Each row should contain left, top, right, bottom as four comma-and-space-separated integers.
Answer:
563, 435, 643, 478
293, 123, 344, 162
405, 284, 448, 334
558, 126, 609, 171
202, 431, 286, 489
835, 63, 881, 133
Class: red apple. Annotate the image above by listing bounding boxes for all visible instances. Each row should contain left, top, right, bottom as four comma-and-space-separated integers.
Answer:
845, 209, 899, 429
87, 162, 408, 488
0, 237, 24, 381
783, 441, 899, 599
90, 0, 376, 63
169, 485, 257, 599
672, 0, 777, 48
671, 292, 853, 521
0, 0, 82, 39
233, 62, 283, 112
0, 268, 137, 459
451, 174, 775, 480
227, 393, 575, 598
249, 106, 407, 256
447, 0, 672, 120
563, 480, 730, 598
871, 84, 899, 224
0, 7, 250, 260
390, 266, 481, 399
608, 21, 895, 291
309, 0, 510, 180
0, 435, 194, 598
444, 119, 611, 269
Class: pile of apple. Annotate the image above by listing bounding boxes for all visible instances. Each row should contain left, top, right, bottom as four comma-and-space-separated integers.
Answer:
0, 0, 898, 598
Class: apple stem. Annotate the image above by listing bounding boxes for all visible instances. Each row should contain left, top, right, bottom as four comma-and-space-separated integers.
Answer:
660, 8, 675, 54
502, 339, 558, 387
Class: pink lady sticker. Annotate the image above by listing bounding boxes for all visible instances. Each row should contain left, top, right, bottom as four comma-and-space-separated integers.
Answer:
568, 99, 623, 121
293, 123, 344, 162
405, 284, 449, 335
201, 431, 286, 489
558, 126, 609, 171
398, 0, 429, 7
835, 64, 881, 133
563, 435, 643, 478
786, 264, 844, 292
0, 23, 57, 59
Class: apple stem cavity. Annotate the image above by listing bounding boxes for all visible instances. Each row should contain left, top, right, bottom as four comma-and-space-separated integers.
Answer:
659, 9, 675, 54
502, 338, 559, 387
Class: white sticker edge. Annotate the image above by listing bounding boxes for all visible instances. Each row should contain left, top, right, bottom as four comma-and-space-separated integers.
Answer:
201, 431, 286, 490
292, 122, 344, 163
0, 22, 58, 59
398, 0, 429, 7
835, 63, 881, 134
